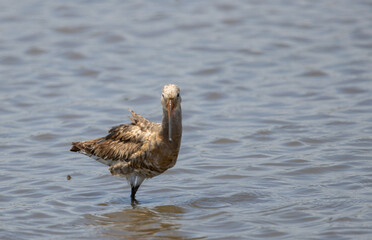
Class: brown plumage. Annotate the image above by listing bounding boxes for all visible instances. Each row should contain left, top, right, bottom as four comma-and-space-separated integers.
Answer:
70, 84, 182, 200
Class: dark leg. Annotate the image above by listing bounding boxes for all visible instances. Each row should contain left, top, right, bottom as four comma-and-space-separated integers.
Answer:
131, 185, 140, 200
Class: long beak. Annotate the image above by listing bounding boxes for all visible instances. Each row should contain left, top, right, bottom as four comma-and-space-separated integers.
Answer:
168, 100, 173, 142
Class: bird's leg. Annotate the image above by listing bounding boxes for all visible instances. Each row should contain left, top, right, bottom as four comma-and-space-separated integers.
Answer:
131, 185, 140, 201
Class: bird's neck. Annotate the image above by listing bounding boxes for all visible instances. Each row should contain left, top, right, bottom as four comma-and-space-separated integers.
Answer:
161, 106, 182, 145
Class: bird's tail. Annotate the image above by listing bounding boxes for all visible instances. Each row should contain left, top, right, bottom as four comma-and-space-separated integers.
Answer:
70, 139, 100, 154
70, 142, 82, 152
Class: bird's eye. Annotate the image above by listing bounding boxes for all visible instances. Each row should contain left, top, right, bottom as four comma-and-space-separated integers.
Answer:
177, 93, 180, 98
162, 94, 164, 98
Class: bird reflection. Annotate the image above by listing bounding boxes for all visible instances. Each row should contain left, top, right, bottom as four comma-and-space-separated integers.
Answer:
85, 204, 187, 239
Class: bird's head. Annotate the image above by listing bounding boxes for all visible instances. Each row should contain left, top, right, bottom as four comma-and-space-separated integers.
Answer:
161, 84, 181, 141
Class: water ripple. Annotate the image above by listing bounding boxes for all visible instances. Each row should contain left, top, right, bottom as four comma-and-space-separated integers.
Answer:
1, 0, 372, 239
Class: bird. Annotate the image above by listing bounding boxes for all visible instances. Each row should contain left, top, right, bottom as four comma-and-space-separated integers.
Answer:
70, 84, 182, 201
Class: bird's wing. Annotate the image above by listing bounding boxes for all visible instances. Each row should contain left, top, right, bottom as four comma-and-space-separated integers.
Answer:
72, 110, 159, 166
128, 109, 154, 130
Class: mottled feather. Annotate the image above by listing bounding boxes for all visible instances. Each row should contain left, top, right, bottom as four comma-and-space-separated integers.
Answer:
71, 110, 158, 166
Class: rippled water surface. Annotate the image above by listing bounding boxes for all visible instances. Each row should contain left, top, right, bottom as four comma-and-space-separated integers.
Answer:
1, 0, 372, 239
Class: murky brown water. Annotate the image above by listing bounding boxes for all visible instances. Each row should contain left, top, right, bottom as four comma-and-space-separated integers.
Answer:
1, 0, 372, 239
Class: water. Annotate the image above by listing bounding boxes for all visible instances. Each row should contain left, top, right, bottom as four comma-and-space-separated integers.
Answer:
1, 0, 372, 239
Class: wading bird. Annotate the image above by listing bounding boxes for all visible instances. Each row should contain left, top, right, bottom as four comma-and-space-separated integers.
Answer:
70, 84, 182, 201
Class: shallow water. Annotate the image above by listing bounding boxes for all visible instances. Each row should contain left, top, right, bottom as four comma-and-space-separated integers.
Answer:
1, 0, 372, 239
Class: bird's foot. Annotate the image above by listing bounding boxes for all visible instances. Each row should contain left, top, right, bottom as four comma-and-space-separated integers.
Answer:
131, 196, 139, 206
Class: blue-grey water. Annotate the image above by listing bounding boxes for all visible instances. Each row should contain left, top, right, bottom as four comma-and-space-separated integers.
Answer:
1, 0, 372, 239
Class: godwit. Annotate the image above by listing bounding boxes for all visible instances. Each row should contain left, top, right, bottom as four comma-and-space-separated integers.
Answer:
70, 84, 182, 201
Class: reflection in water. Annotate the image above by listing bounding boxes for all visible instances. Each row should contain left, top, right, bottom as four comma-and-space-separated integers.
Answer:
85, 204, 189, 239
